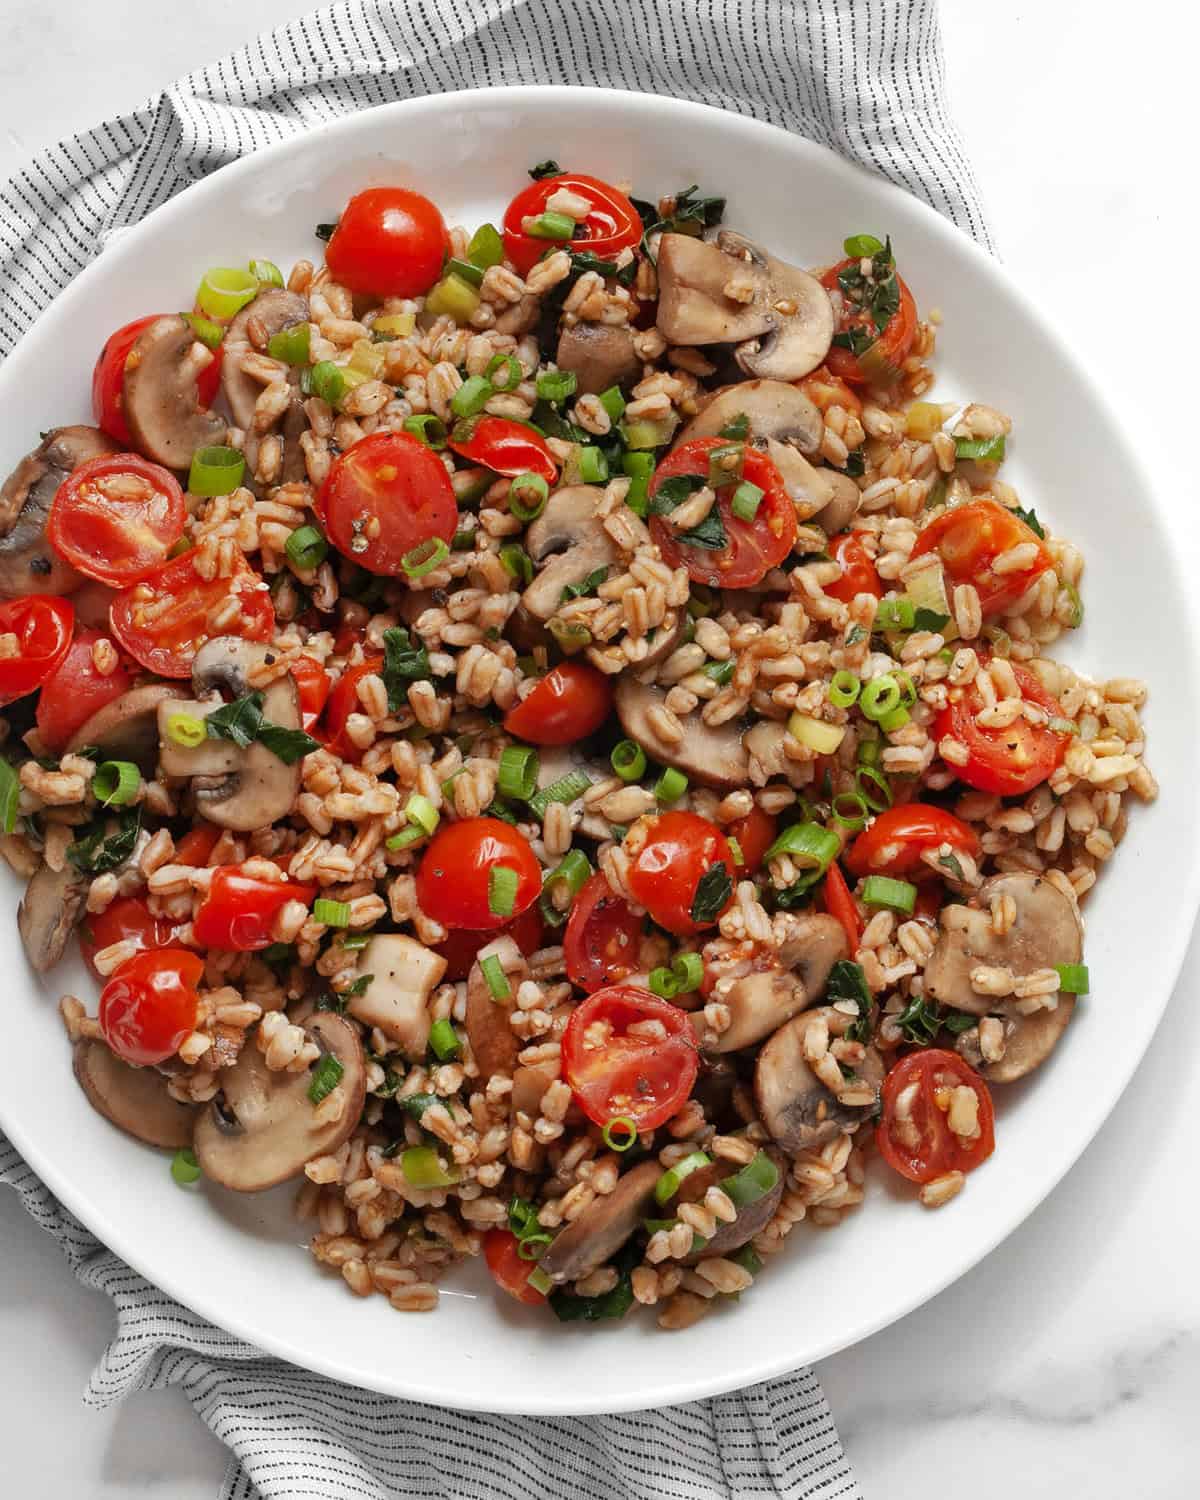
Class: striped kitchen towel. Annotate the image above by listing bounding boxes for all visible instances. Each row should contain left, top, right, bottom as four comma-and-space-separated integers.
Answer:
0, 2, 991, 1496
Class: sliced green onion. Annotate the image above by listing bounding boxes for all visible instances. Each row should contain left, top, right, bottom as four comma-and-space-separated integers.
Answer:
399, 1092, 441, 1121
601, 1116, 638, 1152
955, 434, 1006, 463
704, 659, 735, 687
720, 1151, 779, 1208
454, 525, 479, 552
339, 933, 370, 952
404, 413, 447, 449
578, 446, 609, 484
401, 537, 449, 578
874, 597, 915, 632
764, 821, 840, 872
622, 418, 672, 450
498, 745, 539, 801
654, 767, 688, 805
451, 374, 493, 418
672, 952, 704, 994
610, 739, 646, 783
536, 369, 578, 404
400, 1144, 459, 1187
0, 757, 19, 835
1055, 963, 1090, 994
488, 864, 519, 918
829, 670, 861, 708
405, 793, 440, 836
165, 712, 206, 748
188, 445, 245, 497
1062, 580, 1084, 629
547, 617, 591, 654
308, 360, 365, 408
171, 1148, 201, 1186
877, 705, 911, 733
285, 525, 328, 571
425, 273, 480, 322
313, 898, 350, 927
386, 825, 426, 851
92, 759, 140, 808
250, 258, 284, 287
855, 764, 892, 812
196, 266, 259, 320
307, 1053, 345, 1104
648, 966, 679, 999
843, 233, 884, 257
861, 875, 917, 914
543, 849, 591, 911
857, 734, 882, 768
727, 835, 745, 867
598, 386, 626, 424
372, 312, 416, 338
525, 210, 575, 240
831, 791, 869, 832
526, 1265, 553, 1296
860, 674, 903, 722
706, 441, 744, 489
480, 953, 511, 1000
182, 312, 224, 349
654, 1150, 711, 1207
446, 256, 485, 288
499, 544, 533, 585
895, 671, 917, 708
509, 471, 549, 521
527, 768, 592, 819
427, 1018, 462, 1061
731, 480, 763, 521
622, 450, 654, 516
787, 712, 846, 755
486, 352, 522, 390
516, 1232, 554, 1260
468, 222, 505, 269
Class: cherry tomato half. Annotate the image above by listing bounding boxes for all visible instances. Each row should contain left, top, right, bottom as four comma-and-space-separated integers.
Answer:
934, 661, 1070, 797
435, 904, 545, 982
483, 1228, 546, 1306
725, 805, 778, 876
174, 824, 221, 868
626, 811, 736, 937
562, 984, 699, 1132
447, 416, 558, 484
109, 549, 273, 678
416, 817, 541, 932
92, 317, 221, 446
563, 872, 643, 994
502, 662, 613, 746
821, 861, 863, 952
192, 865, 317, 951
48, 453, 185, 586
80, 894, 179, 979
876, 1049, 995, 1185
290, 653, 331, 733
502, 172, 642, 277
98, 948, 203, 1067
845, 803, 982, 881
649, 438, 797, 590
324, 187, 451, 299
824, 531, 882, 604
0, 595, 74, 707
34, 626, 131, 751
820, 257, 918, 388
320, 655, 383, 764
910, 498, 1052, 618
317, 431, 457, 577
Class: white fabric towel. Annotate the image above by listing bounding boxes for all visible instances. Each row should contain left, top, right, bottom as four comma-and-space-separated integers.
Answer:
0, 2, 992, 1495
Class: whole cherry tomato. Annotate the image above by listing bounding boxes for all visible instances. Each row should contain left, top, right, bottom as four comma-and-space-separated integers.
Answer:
483, 1228, 546, 1306
434, 903, 545, 982
34, 627, 131, 751
725, 805, 778, 875
824, 531, 882, 604
316, 432, 457, 576
0, 595, 74, 707
821, 861, 863, 952
92, 316, 221, 446
290, 653, 332, 733
447, 416, 557, 483
416, 817, 541, 931
502, 172, 642, 277
877, 1049, 995, 1184
502, 662, 613, 746
910, 498, 1052, 618
98, 948, 204, 1067
563, 872, 643, 994
320, 655, 384, 764
820, 250, 918, 387
626, 811, 736, 937
934, 661, 1071, 797
324, 187, 451, 299
48, 453, 185, 586
561, 984, 699, 1132
845, 803, 982, 881
80, 894, 179, 978
192, 866, 317, 951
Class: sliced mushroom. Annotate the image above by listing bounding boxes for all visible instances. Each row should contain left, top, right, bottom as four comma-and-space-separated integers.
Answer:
123, 315, 226, 470
538, 1160, 661, 1284
707, 914, 848, 1053
755, 1008, 883, 1151
614, 677, 749, 790
512, 1059, 560, 1117
777, 911, 850, 992
679, 380, 823, 456
813, 469, 861, 534
976, 998, 1078, 1084
67, 684, 177, 770
655, 231, 834, 380
73, 1040, 198, 1149
18, 861, 87, 972
221, 289, 310, 429
0, 426, 120, 598
555, 323, 640, 395
521, 485, 617, 621
347, 935, 446, 1059
194, 1011, 365, 1192
465, 936, 526, 1081
670, 1149, 786, 1262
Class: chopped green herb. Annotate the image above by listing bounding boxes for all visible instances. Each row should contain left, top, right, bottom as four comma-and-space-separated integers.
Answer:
690, 862, 733, 925
912, 607, 951, 632
718, 412, 750, 441
0, 757, 19, 835
1013, 504, 1045, 539
896, 993, 943, 1046
826, 960, 874, 1044
381, 625, 432, 711
307, 1053, 345, 1105
205, 691, 319, 765
528, 159, 561, 180
560, 565, 610, 604
67, 808, 141, 874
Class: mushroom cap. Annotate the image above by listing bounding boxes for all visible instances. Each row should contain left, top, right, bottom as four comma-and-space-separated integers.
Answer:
754, 1008, 883, 1151
465, 936, 526, 1081
221, 289, 310, 430
614, 677, 749, 790
124, 315, 226, 470
538, 1159, 661, 1284
674, 1150, 787, 1262
811, 469, 861, 534
346, 934, 445, 1060
678, 379, 823, 456
555, 323, 640, 396
705, 914, 848, 1054
521, 485, 617, 621
19, 860, 87, 972
980, 996, 1078, 1084
719, 231, 835, 381
655, 233, 777, 346
67, 683, 178, 771
193, 1011, 365, 1192
0, 426, 119, 598
73, 1040, 198, 1149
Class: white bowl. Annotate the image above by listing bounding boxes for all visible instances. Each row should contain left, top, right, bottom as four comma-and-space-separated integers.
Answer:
1, 86, 1196, 1414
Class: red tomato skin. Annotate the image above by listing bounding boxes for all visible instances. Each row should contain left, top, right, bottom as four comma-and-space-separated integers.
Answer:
325, 188, 451, 299
649, 439, 797, 590
416, 818, 541, 931
934, 663, 1069, 798
825, 531, 882, 604
563, 872, 643, 994
174, 824, 221, 868
910, 498, 1052, 618
192, 867, 317, 951
320, 655, 384, 764
80, 895, 178, 978
483, 1229, 546, 1305
502, 173, 642, 277
316, 432, 457, 576
822, 861, 863, 952
844, 803, 982, 880
48, 453, 186, 586
502, 662, 613, 746
447, 416, 558, 484
34, 627, 131, 751
98, 948, 203, 1067
626, 811, 736, 937
725, 806, 778, 875
561, 984, 699, 1132
290, 653, 331, 732
93, 318, 220, 445
877, 1049, 995, 1184
435, 904, 545, 982
820, 261, 918, 387
800, 366, 864, 418
0, 595, 74, 706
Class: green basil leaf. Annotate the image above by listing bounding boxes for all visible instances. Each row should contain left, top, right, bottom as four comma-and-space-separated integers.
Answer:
679, 508, 728, 551
1013, 504, 1045, 539
648, 473, 706, 513
0, 757, 19, 836
382, 625, 432, 711
67, 807, 142, 874
528, 159, 561, 180
257, 720, 321, 765
560, 565, 610, 604
691, 861, 733, 925
912, 607, 951, 631
205, 692, 265, 749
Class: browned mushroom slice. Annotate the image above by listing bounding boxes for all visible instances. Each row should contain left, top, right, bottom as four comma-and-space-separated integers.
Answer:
555, 323, 640, 396
511, 1059, 559, 1117
19, 861, 88, 972
73, 1040, 198, 1149
671, 1150, 786, 1263
67, 683, 177, 770
678, 379, 823, 456
706, 914, 848, 1053
614, 678, 749, 791
0, 426, 120, 598
521, 485, 617, 621
813, 469, 861, 534
193, 1012, 365, 1192
976, 997, 1078, 1084
718, 232, 835, 380
221, 289, 310, 429
465, 936, 526, 1081
124, 315, 226, 470
538, 1160, 661, 1284
754, 1008, 883, 1152
346, 934, 446, 1059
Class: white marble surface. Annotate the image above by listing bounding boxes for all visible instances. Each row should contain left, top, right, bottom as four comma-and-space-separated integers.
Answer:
2, 1, 1199, 1494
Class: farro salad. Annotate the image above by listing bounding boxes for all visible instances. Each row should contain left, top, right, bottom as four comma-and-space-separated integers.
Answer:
0, 162, 1154, 1331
